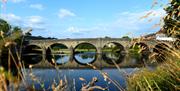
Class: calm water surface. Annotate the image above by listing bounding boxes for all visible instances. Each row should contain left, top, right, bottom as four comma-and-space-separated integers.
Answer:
20, 68, 138, 91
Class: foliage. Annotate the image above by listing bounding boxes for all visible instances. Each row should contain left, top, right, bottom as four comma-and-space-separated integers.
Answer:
128, 42, 149, 60
0, 19, 23, 48
129, 44, 141, 57
122, 36, 131, 40
127, 1, 180, 90
0, 19, 11, 37
127, 49, 180, 91
163, 0, 180, 38
76, 43, 96, 50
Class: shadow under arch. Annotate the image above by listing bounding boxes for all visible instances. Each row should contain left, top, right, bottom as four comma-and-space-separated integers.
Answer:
46, 43, 70, 65
102, 42, 126, 65
153, 42, 171, 62
22, 45, 43, 65
1, 43, 19, 70
1, 43, 24, 81
73, 42, 97, 65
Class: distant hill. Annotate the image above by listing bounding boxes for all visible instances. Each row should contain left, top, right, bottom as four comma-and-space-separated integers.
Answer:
24, 35, 57, 40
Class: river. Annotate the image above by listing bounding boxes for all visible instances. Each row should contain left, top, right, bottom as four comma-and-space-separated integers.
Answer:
19, 68, 139, 91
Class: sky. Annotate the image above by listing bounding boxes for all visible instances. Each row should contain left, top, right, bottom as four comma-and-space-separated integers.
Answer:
0, 0, 168, 39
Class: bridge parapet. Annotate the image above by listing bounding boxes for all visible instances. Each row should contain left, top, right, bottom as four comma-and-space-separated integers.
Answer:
29, 38, 132, 53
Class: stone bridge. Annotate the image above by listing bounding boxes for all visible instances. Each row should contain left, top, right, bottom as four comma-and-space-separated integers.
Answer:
28, 38, 157, 52
21, 38, 170, 68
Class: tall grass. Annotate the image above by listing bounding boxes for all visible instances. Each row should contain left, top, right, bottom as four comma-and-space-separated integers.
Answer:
127, 45, 180, 91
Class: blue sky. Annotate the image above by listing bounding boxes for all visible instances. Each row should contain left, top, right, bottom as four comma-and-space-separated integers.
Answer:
0, 0, 168, 38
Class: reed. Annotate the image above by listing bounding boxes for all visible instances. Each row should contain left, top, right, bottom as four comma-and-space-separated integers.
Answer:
127, 45, 180, 91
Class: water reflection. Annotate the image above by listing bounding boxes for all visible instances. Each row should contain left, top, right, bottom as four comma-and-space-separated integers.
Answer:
74, 43, 97, 65
74, 52, 96, 64
46, 43, 70, 65
21, 68, 138, 91
53, 54, 70, 64
102, 52, 125, 65
102, 42, 125, 65
22, 45, 43, 65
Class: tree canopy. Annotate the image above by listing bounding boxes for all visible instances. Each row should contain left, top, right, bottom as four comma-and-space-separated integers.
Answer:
0, 19, 11, 36
0, 19, 23, 48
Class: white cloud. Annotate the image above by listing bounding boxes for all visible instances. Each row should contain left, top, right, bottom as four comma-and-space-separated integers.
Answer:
1, 14, 46, 31
1, 13, 21, 21
26, 16, 44, 24
10, 0, 26, 3
113, 8, 166, 34
64, 8, 166, 38
58, 9, 76, 19
1, 13, 22, 26
24, 16, 45, 30
30, 4, 44, 10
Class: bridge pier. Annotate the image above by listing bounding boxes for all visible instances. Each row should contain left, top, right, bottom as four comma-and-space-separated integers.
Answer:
69, 46, 74, 62
42, 47, 46, 62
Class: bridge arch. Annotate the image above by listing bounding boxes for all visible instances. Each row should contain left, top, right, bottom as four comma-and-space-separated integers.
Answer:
46, 43, 70, 65
73, 42, 97, 65
102, 42, 126, 65
1, 43, 19, 69
22, 45, 43, 65
129, 42, 150, 63
130, 42, 150, 54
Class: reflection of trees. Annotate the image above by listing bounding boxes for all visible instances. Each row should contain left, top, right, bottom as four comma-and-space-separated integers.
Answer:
75, 43, 97, 63
81, 54, 89, 59
104, 52, 119, 60
22, 45, 43, 64
74, 52, 96, 64
81, 54, 95, 59
54, 55, 65, 60
47, 44, 71, 64
52, 54, 70, 64
76, 52, 95, 59
102, 43, 125, 64
129, 43, 150, 63
102, 51, 125, 65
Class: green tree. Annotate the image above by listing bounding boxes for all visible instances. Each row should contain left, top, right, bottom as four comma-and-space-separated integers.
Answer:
163, 0, 180, 38
0, 19, 23, 48
122, 36, 131, 40
12, 26, 21, 33
0, 19, 11, 37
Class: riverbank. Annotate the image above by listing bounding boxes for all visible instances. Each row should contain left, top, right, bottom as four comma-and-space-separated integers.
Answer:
127, 50, 180, 91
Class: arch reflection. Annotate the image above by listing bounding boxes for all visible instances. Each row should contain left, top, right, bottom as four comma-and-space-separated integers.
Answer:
22, 45, 43, 65
129, 42, 150, 64
102, 42, 125, 65
46, 43, 70, 65
74, 43, 97, 65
